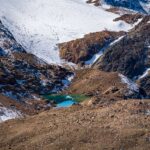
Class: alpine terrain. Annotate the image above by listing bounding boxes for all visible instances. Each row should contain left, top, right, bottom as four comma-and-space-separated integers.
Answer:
0, 0, 150, 150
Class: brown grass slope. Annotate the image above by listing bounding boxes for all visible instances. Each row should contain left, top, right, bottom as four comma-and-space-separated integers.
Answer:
59, 31, 124, 65
64, 69, 142, 102
0, 100, 150, 150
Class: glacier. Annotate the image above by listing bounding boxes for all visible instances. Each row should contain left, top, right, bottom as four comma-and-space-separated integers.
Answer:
0, 0, 133, 64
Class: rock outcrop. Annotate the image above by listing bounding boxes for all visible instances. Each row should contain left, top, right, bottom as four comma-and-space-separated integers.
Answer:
59, 31, 124, 65
114, 13, 143, 24
86, 0, 150, 14
104, 0, 149, 14
94, 16, 150, 79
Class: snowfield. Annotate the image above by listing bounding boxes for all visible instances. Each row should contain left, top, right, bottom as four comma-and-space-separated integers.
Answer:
0, 0, 133, 64
0, 106, 22, 123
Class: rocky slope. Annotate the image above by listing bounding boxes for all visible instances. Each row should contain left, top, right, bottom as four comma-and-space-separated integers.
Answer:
0, 20, 72, 102
114, 13, 143, 24
59, 31, 124, 65
59, 15, 150, 98
105, 0, 150, 14
0, 94, 49, 119
0, 94, 23, 123
87, 0, 150, 14
94, 16, 150, 78
93, 16, 150, 96
0, 100, 150, 150
0, 1, 150, 149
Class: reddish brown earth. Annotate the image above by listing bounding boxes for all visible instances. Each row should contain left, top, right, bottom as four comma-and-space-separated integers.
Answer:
106, 7, 135, 14
0, 100, 150, 150
114, 13, 143, 24
59, 31, 124, 65
64, 69, 142, 103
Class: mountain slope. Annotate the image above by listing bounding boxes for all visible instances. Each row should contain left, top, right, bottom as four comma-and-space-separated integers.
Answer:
0, 100, 150, 150
94, 16, 150, 79
0, 20, 72, 102
0, 0, 132, 64
0, 1, 150, 148
64, 69, 142, 101
59, 30, 125, 64
104, 0, 150, 14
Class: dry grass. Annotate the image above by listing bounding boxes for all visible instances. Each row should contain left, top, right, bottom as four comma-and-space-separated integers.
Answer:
0, 100, 150, 150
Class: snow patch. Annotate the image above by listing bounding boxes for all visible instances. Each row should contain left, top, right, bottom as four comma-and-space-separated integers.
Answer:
132, 18, 143, 27
0, 106, 22, 123
85, 36, 125, 65
119, 74, 139, 94
110, 36, 124, 46
62, 74, 75, 88
85, 51, 103, 65
139, 68, 150, 79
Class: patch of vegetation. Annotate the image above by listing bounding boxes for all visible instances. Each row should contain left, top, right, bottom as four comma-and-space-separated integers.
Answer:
70, 94, 89, 103
43, 94, 89, 103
